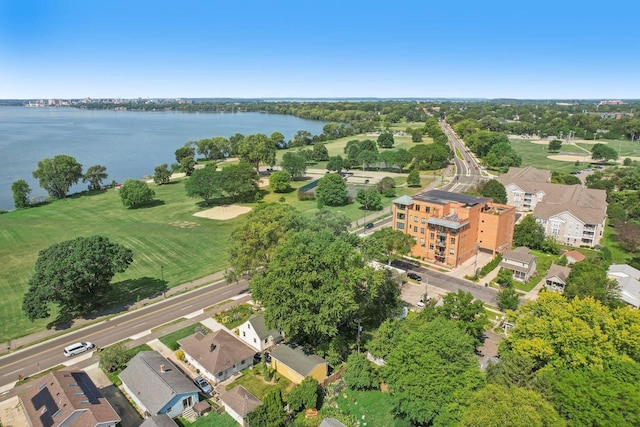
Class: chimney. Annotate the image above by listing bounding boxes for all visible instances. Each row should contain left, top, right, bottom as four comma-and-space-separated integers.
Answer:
160, 364, 166, 373
210, 343, 217, 352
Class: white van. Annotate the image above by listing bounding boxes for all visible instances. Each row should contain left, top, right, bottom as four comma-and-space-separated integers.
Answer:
63, 341, 95, 357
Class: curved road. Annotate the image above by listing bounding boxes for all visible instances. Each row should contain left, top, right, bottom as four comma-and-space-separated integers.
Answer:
440, 120, 486, 192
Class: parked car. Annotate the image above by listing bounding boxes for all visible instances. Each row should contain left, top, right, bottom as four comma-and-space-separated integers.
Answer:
407, 272, 422, 281
194, 376, 213, 395
417, 295, 432, 308
364, 222, 374, 230
63, 341, 95, 357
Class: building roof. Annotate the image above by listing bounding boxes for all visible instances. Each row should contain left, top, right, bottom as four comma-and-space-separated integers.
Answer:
498, 166, 552, 183
139, 414, 179, 427
392, 195, 414, 206
21, 370, 120, 427
608, 264, 640, 308
413, 189, 490, 206
219, 386, 262, 418
427, 217, 469, 230
502, 247, 536, 264
178, 329, 256, 376
609, 264, 640, 280
247, 313, 283, 342
270, 344, 328, 378
119, 351, 198, 415
546, 264, 571, 283
320, 418, 348, 427
563, 250, 586, 263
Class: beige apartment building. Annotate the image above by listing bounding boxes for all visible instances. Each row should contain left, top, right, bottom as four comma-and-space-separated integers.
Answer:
392, 190, 516, 269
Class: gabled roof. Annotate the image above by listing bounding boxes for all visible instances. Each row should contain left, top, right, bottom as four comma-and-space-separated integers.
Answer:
563, 250, 586, 263
270, 344, 328, 378
220, 386, 262, 418
178, 330, 256, 376
498, 166, 551, 183
502, 247, 536, 264
608, 264, 640, 308
139, 414, 179, 427
609, 264, 640, 280
545, 264, 571, 283
119, 351, 198, 415
21, 370, 120, 427
246, 313, 283, 342
320, 418, 348, 427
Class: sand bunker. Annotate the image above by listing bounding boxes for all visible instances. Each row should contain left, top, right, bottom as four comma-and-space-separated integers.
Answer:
547, 154, 591, 162
193, 205, 252, 220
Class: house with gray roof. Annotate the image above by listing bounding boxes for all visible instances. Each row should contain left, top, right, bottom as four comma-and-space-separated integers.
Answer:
497, 167, 607, 247
499, 247, 537, 282
20, 370, 120, 427
608, 264, 640, 308
178, 329, 255, 384
139, 414, 178, 427
119, 351, 199, 419
237, 313, 283, 352
219, 386, 262, 426
544, 264, 572, 293
270, 344, 328, 385
320, 418, 347, 427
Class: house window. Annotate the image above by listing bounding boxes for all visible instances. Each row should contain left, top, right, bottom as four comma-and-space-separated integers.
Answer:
218, 372, 223, 377
450, 249, 455, 255
426, 206, 430, 213
420, 228, 425, 234
253, 338, 257, 343
414, 216, 418, 222
264, 338, 268, 343
414, 226, 418, 232
397, 223, 404, 230
450, 238, 455, 245
429, 244, 434, 250
421, 218, 427, 223
167, 407, 172, 413
420, 238, 425, 245
415, 205, 420, 211
430, 233, 435, 239
241, 360, 245, 365
243, 332, 246, 337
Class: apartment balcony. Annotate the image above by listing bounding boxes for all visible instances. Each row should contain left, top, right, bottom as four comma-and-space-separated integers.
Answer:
435, 240, 446, 247
434, 250, 445, 257
436, 230, 448, 237
584, 224, 597, 230
396, 213, 406, 220
583, 230, 595, 237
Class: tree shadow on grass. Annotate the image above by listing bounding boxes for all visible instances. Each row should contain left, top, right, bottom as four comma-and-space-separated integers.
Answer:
127, 199, 166, 209
98, 277, 168, 314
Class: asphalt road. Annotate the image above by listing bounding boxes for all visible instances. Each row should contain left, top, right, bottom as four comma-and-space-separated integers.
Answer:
439, 121, 486, 192
0, 279, 248, 392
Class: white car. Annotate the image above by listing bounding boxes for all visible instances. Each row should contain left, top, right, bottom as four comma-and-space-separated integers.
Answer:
63, 341, 95, 357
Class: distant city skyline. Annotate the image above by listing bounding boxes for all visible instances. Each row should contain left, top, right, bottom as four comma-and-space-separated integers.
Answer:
1, 0, 639, 100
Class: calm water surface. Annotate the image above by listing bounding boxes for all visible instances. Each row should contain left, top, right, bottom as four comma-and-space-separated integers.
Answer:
0, 107, 325, 210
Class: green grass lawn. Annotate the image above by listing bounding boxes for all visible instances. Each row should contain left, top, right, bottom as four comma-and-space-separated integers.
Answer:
602, 225, 636, 263
176, 410, 237, 427
509, 139, 587, 173
327, 389, 405, 427
104, 343, 152, 386
158, 323, 210, 351
0, 180, 238, 343
225, 367, 293, 401
519, 250, 558, 292
213, 303, 254, 330
575, 138, 640, 159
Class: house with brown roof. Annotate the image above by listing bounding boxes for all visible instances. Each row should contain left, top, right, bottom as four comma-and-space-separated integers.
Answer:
499, 247, 537, 282
496, 167, 607, 247
270, 344, 328, 385
20, 370, 120, 427
563, 250, 586, 265
219, 386, 262, 427
544, 264, 572, 293
178, 329, 256, 384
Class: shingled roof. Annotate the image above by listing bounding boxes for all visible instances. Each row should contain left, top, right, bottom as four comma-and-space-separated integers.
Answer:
246, 313, 283, 342
220, 386, 262, 418
270, 344, 328, 378
178, 329, 255, 376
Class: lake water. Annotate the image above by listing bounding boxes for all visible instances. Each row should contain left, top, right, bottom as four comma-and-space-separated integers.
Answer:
0, 107, 325, 210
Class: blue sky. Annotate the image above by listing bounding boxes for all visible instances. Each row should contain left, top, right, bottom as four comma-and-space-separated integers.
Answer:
1, 0, 638, 99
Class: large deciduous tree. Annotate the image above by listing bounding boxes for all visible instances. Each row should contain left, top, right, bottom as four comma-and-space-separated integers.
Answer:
281, 152, 307, 179
216, 161, 259, 202
286, 377, 320, 412
481, 179, 507, 204
591, 143, 618, 162
22, 236, 133, 320
377, 131, 395, 148
153, 164, 171, 185
564, 261, 622, 309
513, 214, 545, 248
407, 168, 421, 187
237, 133, 277, 172
11, 179, 31, 208
269, 170, 291, 193
362, 227, 414, 265
32, 154, 83, 199
316, 173, 348, 207
82, 165, 108, 191
119, 179, 155, 207
356, 188, 382, 211
382, 317, 484, 426
185, 165, 219, 205
344, 352, 378, 390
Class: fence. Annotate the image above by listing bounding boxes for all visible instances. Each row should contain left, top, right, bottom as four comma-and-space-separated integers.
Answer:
297, 179, 320, 193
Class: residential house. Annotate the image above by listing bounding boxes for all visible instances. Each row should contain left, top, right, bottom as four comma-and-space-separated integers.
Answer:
237, 313, 283, 352
544, 264, 572, 293
119, 351, 199, 419
270, 344, 328, 385
20, 370, 120, 427
496, 167, 608, 247
391, 190, 516, 268
320, 418, 348, 427
499, 247, 537, 282
178, 329, 255, 384
607, 264, 640, 308
139, 414, 179, 427
563, 250, 586, 265
219, 386, 262, 427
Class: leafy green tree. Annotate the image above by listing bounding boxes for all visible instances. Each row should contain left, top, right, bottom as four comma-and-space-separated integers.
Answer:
465, 130, 509, 157
216, 161, 259, 202
407, 168, 421, 187
312, 143, 329, 161
376, 176, 396, 197
377, 132, 395, 148
286, 377, 320, 411
119, 179, 155, 207
179, 155, 196, 176
185, 165, 219, 205
326, 155, 344, 173
32, 154, 83, 199
311, 209, 352, 236
461, 384, 565, 427
175, 143, 195, 163
496, 268, 514, 287
356, 149, 378, 170
623, 157, 633, 166
591, 143, 618, 162
497, 286, 520, 311
425, 290, 489, 347
82, 165, 108, 191
344, 352, 378, 390
281, 152, 307, 179
366, 318, 399, 359
548, 139, 563, 152
316, 173, 348, 207
11, 179, 31, 208
362, 227, 414, 265
484, 142, 522, 171
356, 188, 382, 211
292, 130, 313, 147
608, 202, 628, 222
564, 261, 622, 309
99, 341, 135, 373
513, 215, 546, 249
228, 204, 306, 278
486, 353, 539, 389
269, 170, 291, 193
481, 179, 507, 204
196, 136, 229, 160
382, 317, 484, 426
270, 131, 285, 148
153, 163, 171, 185
411, 128, 423, 142
228, 133, 245, 155
22, 236, 133, 320
392, 148, 414, 170
246, 389, 286, 427
237, 133, 277, 172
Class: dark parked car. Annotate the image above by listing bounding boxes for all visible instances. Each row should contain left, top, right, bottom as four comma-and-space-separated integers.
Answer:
364, 222, 374, 230
407, 272, 422, 281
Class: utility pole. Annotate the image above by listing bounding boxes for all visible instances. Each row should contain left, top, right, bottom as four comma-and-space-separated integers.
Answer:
356, 319, 362, 353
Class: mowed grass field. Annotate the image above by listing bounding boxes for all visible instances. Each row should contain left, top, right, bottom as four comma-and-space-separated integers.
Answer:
0, 180, 239, 343
509, 139, 588, 173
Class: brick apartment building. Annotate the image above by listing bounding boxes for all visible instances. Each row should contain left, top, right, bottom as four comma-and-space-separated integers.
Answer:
392, 190, 516, 269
